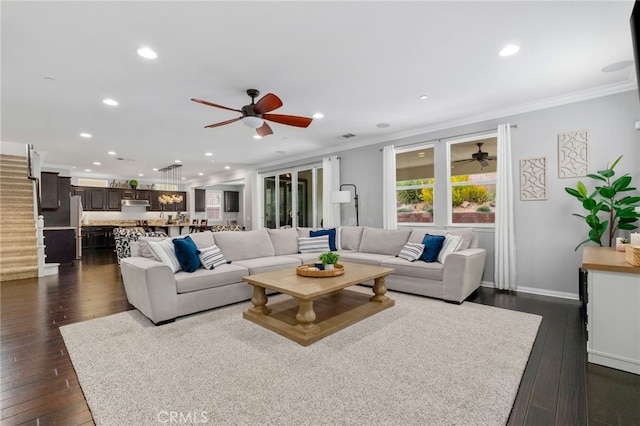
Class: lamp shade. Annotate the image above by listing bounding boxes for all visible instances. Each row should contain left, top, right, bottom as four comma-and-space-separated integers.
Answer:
242, 116, 264, 129
331, 190, 352, 203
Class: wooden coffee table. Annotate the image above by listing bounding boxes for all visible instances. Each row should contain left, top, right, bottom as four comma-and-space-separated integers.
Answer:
242, 262, 395, 346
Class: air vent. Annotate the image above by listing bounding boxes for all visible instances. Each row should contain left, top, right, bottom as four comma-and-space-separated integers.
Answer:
339, 133, 357, 139
116, 157, 135, 162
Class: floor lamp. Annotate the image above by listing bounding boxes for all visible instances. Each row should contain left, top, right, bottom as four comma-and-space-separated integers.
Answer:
331, 184, 359, 226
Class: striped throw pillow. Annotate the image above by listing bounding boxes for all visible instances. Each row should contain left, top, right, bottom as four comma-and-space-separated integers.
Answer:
147, 238, 182, 273
298, 235, 331, 253
198, 244, 228, 269
397, 242, 425, 262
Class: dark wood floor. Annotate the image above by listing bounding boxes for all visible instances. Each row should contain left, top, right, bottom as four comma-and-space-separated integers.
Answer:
1, 250, 639, 425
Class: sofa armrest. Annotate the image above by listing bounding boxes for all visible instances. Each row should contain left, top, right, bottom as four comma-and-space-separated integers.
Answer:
120, 257, 178, 324
442, 248, 487, 303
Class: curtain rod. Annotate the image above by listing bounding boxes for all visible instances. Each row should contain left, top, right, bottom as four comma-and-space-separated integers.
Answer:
380, 123, 518, 151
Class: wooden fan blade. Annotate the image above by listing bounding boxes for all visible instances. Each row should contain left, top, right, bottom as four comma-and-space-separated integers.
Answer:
204, 117, 242, 128
263, 113, 312, 128
486, 156, 497, 160
256, 122, 273, 137
452, 159, 475, 164
191, 98, 242, 113
254, 93, 283, 114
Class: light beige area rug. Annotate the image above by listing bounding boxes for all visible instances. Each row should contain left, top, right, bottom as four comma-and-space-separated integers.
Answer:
60, 288, 541, 426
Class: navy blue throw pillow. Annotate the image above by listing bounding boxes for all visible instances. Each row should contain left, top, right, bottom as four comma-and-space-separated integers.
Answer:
420, 234, 446, 263
310, 228, 337, 251
173, 235, 201, 273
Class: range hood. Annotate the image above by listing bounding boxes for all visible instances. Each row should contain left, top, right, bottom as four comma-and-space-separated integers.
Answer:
121, 199, 151, 208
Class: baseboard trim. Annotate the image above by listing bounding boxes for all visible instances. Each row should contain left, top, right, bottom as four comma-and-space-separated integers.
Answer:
480, 281, 579, 301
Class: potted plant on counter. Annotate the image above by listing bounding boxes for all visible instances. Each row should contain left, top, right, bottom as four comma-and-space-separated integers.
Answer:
129, 179, 138, 189
318, 251, 340, 270
565, 155, 640, 250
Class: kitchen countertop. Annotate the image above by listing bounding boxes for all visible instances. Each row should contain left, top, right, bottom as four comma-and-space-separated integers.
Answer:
43, 226, 76, 230
84, 220, 191, 227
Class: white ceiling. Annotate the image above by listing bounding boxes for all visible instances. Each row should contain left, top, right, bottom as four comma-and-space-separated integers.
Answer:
2, 1, 636, 183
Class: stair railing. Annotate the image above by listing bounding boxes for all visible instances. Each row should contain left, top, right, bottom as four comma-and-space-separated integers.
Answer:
26, 144, 42, 216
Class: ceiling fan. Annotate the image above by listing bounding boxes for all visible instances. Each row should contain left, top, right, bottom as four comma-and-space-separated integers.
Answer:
452, 142, 497, 168
191, 89, 313, 137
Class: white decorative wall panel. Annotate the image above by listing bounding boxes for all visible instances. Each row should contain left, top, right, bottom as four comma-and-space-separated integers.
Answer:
558, 130, 589, 178
520, 157, 547, 201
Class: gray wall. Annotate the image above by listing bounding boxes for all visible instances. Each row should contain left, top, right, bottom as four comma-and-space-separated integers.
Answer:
337, 90, 640, 298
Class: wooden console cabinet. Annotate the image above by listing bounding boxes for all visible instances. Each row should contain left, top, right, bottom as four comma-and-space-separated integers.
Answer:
582, 246, 640, 375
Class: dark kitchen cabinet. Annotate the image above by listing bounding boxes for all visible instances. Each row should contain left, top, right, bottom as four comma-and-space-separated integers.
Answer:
41, 172, 60, 210
88, 188, 106, 210
195, 189, 206, 212
44, 229, 76, 263
123, 189, 152, 203
84, 226, 114, 249
224, 191, 239, 212
72, 187, 87, 208
107, 189, 122, 211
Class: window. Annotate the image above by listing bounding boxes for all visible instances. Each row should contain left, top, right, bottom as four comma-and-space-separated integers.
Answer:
448, 136, 497, 225
205, 191, 222, 221
395, 145, 435, 224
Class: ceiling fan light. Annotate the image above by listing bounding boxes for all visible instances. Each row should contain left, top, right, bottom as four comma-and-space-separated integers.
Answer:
242, 116, 264, 129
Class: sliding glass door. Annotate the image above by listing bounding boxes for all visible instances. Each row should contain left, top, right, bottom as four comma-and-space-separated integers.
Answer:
262, 164, 322, 229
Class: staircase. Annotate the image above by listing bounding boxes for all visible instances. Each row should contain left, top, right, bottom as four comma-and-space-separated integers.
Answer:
0, 154, 38, 281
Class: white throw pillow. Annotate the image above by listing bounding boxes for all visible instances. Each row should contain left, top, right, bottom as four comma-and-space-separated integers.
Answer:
298, 235, 330, 253
147, 238, 182, 273
199, 244, 228, 269
397, 242, 425, 262
437, 234, 463, 263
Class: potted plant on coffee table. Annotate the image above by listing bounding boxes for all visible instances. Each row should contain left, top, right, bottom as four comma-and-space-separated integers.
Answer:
318, 252, 340, 270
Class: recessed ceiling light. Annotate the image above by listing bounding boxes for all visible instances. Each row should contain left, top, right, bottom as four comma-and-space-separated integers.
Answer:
419, 95, 428, 100
138, 173, 144, 177
225, 166, 230, 170
181, 177, 186, 180
376, 123, 391, 128
601, 60, 634, 72
84, 169, 92, 172
92, 161, 101, 165
102, 98, 119, 106
136, 47, 157, 59
313, 112, 324, 119
499, 44, 520, 57
253, 135, 262, 139
205, 152, 213, 156
174, 159, 181, 163
198, 172, 204, 176
80, 133, 92, 138
108, 151, 116, 155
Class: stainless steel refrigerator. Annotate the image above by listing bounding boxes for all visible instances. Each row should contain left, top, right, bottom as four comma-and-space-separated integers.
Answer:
69, 195, 83, 259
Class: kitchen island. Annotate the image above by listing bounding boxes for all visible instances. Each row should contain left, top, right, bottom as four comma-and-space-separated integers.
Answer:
582, 246, 640, 374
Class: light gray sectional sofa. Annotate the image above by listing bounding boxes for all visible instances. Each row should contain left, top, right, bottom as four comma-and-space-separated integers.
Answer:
120, 226, 486, 325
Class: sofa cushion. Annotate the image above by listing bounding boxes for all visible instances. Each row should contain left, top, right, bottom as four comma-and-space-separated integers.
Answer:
175, 263, 249, 294
298, 235, 330, 253
397, 242, 424, 262
187, 230, 215, 249
420, 234, 446, 263
267, 228, 299, 255
147, 238, 181, 273
296, 227, 315, 238
358, 227, 411, 256
340, 226, 363, 251
173, 236, 201, 273
198, 244, 229, 269
213, 229, 275, 261
310, 228, 337, 251
234, 256, 301, 275
337, 251, 392, 266
381, 257, 444, 281
438, 234, 463, 263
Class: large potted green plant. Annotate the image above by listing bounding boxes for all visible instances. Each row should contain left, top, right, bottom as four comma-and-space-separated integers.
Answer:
565, 155, 640, 250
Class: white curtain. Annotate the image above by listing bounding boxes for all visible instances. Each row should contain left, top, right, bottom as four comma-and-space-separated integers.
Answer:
382, 144, 397, 230
494, 123, 517, 290
252, 171, 263, 230
322, 156, 341, 228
